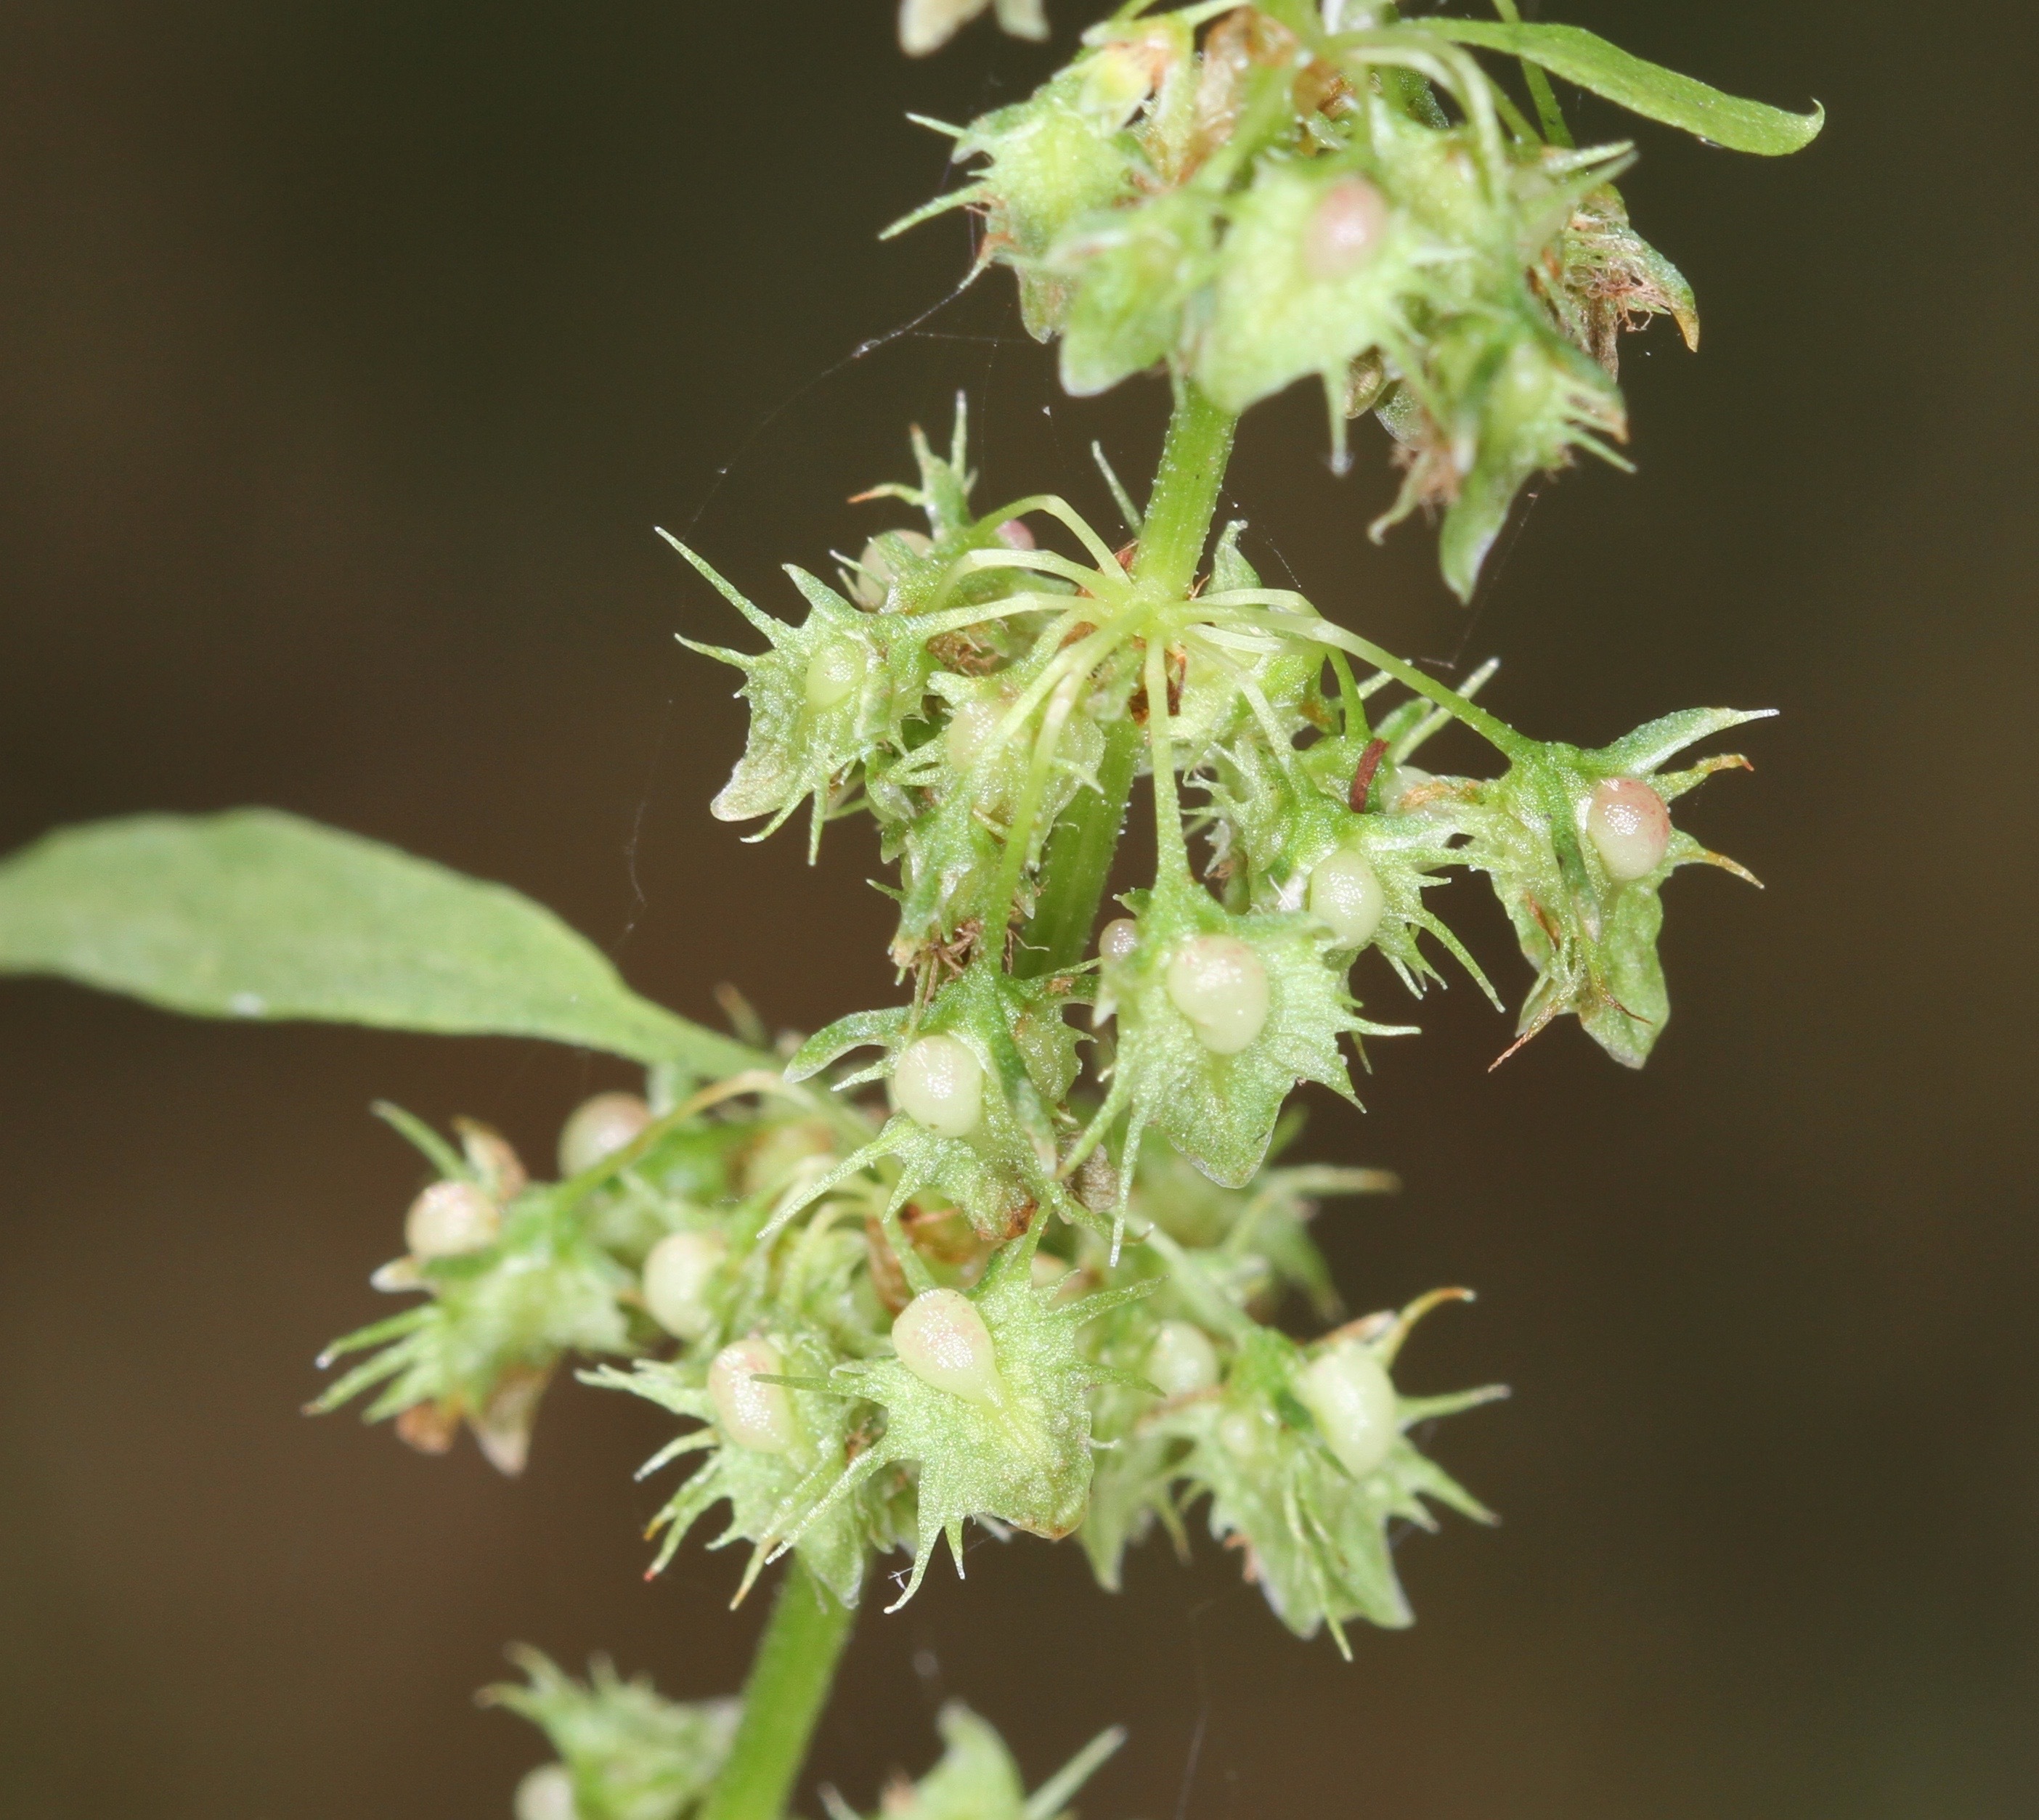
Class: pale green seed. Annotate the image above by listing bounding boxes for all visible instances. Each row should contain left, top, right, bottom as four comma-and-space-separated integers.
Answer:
1307, 846, 1386, 947
892, 1287, 1002, 1406
557, 1090, 651, 1177
1165, 934, 1269, 1054
708, 1337, 797, 1453
891, 1035, 985, 1137
1298, 1339, 1399, 1480
1147, 1320, 1220, 1397
641, 1229, 728, 1342
404, 1179, 500, 1259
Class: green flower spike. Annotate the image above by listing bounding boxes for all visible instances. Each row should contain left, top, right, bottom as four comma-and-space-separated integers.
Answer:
780, 958, 1088, 1251
482, 1647, 738, 1820
820, 1702, 1126, 1820
769, 1233, 1157, 1612
1160, 1287, 1505, 1654
585, 1323, 874, 1609
1455, 706, 1773, 1066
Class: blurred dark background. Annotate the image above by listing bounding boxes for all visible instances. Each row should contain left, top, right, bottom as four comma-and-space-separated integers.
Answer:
1, 2, 2032, 1816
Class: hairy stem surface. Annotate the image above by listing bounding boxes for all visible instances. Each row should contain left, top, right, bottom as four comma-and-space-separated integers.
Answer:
699, 1561, 857, 1820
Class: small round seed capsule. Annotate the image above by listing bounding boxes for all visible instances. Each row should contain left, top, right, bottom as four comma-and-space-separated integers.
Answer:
1218, 1407, 1269, 1461
1298, 1339, 1399, 1480
1147, 1320, 1220, 1398
892, 1288, 1002, 1406
1165, 935, 1270, 1055
1307, 846, 1387, 947
1098, 916, 1139, 962
944, 696, 1004, 770
707, 1337, 797, 1453
804, 638, 868, 710
890, 1035, 985, 1138
557, 1090, 652, 1177
641, 1229, 728, 1342
995, 518, 1035, 550
1585, 778, 1672, 881
514, 1765, 577, 1820
404, 1179, 500, 1259
1304, 176, 1390, 282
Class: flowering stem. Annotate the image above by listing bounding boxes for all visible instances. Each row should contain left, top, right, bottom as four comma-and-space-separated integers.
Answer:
1017, 714, 1143, 976
1134, 378, 1237, 599
1014, 380, 1237, 972
699, 1560, 856, 1820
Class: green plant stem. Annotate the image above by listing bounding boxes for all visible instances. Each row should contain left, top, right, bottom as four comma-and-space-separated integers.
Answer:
699, 1560, 857, 1820
1134, 380, 1237, 599
1016, 716, 1142, 976
1015, 381, 1237, 971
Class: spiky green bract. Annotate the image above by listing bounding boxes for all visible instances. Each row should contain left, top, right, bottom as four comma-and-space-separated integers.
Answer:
586, 1326, 879, 1608
821, 1702, 1126, 1820
674, 546, 937, 859
779, 1244, 1153, 1613
1449, 707, 1770, 1066
1210, 727, 1497, 1005
482, 1648, 738, 1820
895, 4, 1812, 597
784, 959, 1087, 1244
1089, 876, 1404, 1203
1155, 1307, 1502, 1654
310, 1178, 633, 1476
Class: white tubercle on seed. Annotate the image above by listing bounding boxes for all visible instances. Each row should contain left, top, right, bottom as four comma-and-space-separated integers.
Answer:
1298, 1339, 1399, 1480
641, 1230, 728, 1342
1585, 778, 1672, 881
891, 1035, 985, 1138
1304, 176, 1390, 281
1308, 846, 1387, 947
707, 1337, 797, 1453
513, 1763, 578, 1820
1147, 1320, 1220, 1398
557, 1090, 652, 1177
804, 638, 867, 710
1098, 916, 1140, 962
892, 1288, 1003, 1406
944, 696, 1005, 770
1165, 935, 1270, 1055
404, 1179, 500, 1258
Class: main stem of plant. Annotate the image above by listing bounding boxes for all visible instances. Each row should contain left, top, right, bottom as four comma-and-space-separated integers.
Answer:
710, 385, 1237, 1820
1020, 381, 1237, 974
697, 1559, 857, 1820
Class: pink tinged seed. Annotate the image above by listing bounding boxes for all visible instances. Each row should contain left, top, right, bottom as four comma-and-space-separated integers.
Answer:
891, 1035, 985, 1138
892, 1288, 1003, 1406
404, 1179, 500, 1259
1298, 1339, 1399, 1479
1585, 778, 1672, 881
708, 1337, 797, 1453
1304, 176, 1390, 282
996, 518, 1035, 550
1099, 916, 1140, 962
557, 1090, 652, 1177
1165, 935, 1270, 1055
641, 1230, 728, 1342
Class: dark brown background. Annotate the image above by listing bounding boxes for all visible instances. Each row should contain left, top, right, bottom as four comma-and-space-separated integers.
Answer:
1, 2, 2032, 1815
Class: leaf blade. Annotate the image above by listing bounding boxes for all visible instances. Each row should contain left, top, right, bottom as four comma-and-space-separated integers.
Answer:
1429, 20, 1824, 155
0, 809, 760, 1074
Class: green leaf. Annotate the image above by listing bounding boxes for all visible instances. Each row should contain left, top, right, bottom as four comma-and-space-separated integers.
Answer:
0, 809, 759, 1074
1429, 20, 1823, 155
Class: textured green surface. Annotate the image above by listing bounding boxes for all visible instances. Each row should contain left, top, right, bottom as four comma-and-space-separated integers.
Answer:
0, 808, 757, 1072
